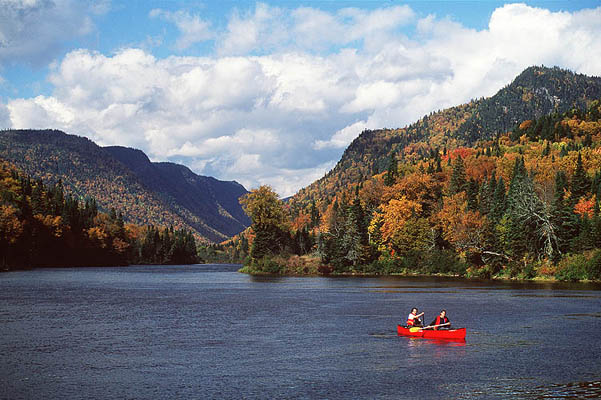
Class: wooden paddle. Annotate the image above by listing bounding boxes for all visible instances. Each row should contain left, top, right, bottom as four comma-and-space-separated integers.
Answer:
409, 322, 450, 332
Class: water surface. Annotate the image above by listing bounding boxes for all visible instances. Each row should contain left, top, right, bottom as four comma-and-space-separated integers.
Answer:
1, 264, 601, 399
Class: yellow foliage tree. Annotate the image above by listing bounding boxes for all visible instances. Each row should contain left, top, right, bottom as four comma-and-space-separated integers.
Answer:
435, 193, 488, 255
376, 196, 426, 254
0, 205, 24, 244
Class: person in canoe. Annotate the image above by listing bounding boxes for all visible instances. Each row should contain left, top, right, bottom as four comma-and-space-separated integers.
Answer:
406, 307, 424, 328
428, 309, 451, 330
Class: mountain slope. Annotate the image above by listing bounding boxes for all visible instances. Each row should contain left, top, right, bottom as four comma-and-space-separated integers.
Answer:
0, 129, 249, 242
104, 146, 249, 237
290, 66, 601, 211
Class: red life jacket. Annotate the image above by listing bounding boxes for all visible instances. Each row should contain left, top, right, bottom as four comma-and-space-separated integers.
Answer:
433, 316, 449, 329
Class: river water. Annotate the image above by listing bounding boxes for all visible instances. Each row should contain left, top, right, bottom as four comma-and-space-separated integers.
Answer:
1, 264, 601, 399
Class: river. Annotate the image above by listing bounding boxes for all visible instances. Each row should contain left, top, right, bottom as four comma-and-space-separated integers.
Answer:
1, 264, 601, 399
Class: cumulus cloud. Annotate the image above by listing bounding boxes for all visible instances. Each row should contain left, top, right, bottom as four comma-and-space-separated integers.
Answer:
218, 2, 289, 56
0, 101, 10, 128
149, 9, 213, 50
217, 3, 414, 55
0, 0, 103, 67
314, 121, 367, 150
5, 3, 601, 196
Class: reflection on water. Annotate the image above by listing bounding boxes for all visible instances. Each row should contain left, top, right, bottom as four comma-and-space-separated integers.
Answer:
564, 312, 601, 318
457, 380, 601, 399
539, 380, 601, 399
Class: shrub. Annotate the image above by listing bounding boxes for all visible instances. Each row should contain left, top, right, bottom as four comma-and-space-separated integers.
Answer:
371, 255, 402, 274
398, 251, 423, 273
466, 265, 493, 279
586, 250, 601, 281
555, 254, 588, 281
251, 257, 283, 274
423, 249, 467, 276
318, 264, 334, 275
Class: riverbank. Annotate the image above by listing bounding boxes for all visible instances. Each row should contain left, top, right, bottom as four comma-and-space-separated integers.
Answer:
238, 253, 601, 283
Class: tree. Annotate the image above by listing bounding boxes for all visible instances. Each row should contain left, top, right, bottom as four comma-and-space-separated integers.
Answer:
378, 196, 423, 254
240, 185, 288, 260
384, 153, 398, 186
504, 158, 558, 259
571, 152, 590, 202
436, 193, 491, 263
449, 156, 467, 195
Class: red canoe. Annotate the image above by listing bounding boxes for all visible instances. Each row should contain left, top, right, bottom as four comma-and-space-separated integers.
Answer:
397, 325, 466, 340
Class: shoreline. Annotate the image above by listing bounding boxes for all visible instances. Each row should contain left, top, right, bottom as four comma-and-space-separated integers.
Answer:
237, 265, 601, 284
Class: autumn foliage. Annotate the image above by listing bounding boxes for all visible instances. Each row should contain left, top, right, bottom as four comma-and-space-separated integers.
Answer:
230, 97, 601, 281
0, 161, 199, 270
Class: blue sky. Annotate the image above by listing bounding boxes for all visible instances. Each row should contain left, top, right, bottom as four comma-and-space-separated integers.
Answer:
1, 1, 601, 195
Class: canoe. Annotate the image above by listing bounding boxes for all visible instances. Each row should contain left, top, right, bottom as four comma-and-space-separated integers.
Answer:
397, 325, 466, 340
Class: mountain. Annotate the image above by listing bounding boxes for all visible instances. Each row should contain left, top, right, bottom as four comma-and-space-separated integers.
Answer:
289, 66, 601, 211
0, 129, 249, 242
104, 146, 249, 238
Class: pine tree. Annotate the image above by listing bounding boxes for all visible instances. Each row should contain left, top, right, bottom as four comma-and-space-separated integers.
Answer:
504, 157, 557, 259
571, 152, 590, 202
542, 141, 551, 156
449, 156, 467, 195
466, 179, 479, 211
384, 153, 398, 186
478, 178, 492, 216
490, 177, 506, 223
551, 171, 578, 256
310, 201, 320, 228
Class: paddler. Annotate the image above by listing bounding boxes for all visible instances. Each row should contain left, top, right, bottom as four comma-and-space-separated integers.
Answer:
406, 307, 424, 328
429, 309, 451, 330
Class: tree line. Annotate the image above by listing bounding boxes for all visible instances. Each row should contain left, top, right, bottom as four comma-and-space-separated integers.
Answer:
0, 162, 199, 270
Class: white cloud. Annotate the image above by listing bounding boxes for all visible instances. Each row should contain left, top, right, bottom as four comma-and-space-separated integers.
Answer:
0, 101, 10, 128
4, 3, 601, 197
218, 2, 288, 56
217, 3, 414, 55
314, 121, 367, 150
149, 9, 213, 50
0, 0, 103, 67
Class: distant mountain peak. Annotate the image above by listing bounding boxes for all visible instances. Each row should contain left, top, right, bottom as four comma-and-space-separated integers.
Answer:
289, 66, 601, 210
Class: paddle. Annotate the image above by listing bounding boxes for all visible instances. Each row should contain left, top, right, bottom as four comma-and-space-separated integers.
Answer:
422, 322, 451, 330
409, 322, 450, 332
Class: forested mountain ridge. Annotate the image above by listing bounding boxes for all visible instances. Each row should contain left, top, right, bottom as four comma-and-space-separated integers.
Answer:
229, 97, 601, 282
105, 146, 250, 238
0, 129, 249, 242
289, 66, 601, 213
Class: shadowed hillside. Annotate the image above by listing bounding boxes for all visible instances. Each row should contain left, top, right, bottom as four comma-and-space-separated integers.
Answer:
0, 129, 249, 242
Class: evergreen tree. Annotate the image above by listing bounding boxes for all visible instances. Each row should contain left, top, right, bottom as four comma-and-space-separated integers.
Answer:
490, 177, 507, 223
504, 157, 557, 259
571, 152, 590, 202
478, 178, 492, 216
551, 171, 578, 256
310, 201, 320, 228
466, 179, 479, 211
542, 141, 551, 156
449, 156, 467, 195
384, 153, 398, 186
